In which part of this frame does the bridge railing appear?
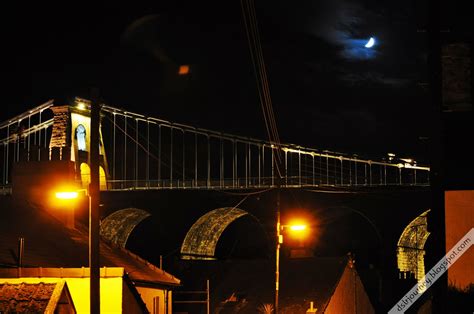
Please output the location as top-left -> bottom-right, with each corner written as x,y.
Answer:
106,173 -> 429,191
0,100 -> 431,194
1,101 -> 55,191
100,105 -> 431,191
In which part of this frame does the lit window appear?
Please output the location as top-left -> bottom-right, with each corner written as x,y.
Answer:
76,125 -> 86,151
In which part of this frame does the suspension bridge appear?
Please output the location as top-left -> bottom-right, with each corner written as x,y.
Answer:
0,98 -> 430,194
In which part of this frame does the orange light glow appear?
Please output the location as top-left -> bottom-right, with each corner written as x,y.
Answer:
284,220 -> 310,239
178,65 -> 190,75
289,225 -> 307,231
55,191 -> 79,199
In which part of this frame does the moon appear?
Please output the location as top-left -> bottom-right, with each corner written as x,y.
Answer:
365,37 -> 375,48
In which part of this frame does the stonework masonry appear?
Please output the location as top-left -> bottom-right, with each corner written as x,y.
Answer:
49,106 -> 70,149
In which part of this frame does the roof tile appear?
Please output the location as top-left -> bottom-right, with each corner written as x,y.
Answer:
0,197 -> 179,287
0,282 -> 56,313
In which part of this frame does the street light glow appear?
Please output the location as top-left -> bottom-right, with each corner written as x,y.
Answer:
276,217 -> 311,312
289,225 -> 307,231
55,191 -> 79,199
54,188 -> 87,200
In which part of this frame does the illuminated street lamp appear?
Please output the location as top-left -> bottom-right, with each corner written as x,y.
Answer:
55,185 -> 98,312
275,210 -> 308,314
289,224 -> 307,232
55,189 -> 87,200
55,97 -> 101,313
55,188 -> 87,229
56,191 -> 79,199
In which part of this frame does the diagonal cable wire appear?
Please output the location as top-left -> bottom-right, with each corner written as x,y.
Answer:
241,0 -> 283,180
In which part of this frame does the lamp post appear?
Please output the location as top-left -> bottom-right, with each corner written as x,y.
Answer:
275,196 -> 281,314
55,97 -> 101,313
275,200 -> 307,314
56,184 -> 99,313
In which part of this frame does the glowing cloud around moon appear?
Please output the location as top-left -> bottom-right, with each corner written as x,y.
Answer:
365,37 -> 375,48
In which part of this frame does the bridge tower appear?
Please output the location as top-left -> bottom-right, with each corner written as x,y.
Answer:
49,98 -> 109,190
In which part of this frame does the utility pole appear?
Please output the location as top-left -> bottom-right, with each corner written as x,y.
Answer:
89,89 -> 101,313
275,188 -> 281,314
274,152 -> 283,314
427,0 -> 447,312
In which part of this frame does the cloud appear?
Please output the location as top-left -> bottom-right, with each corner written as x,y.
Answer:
340,71 -> 413,87
305,0 -> 380,60
294,0 -> 422,86
340,40 -> 377,60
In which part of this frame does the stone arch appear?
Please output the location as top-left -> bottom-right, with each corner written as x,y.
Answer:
100,208 -> 151,247
181,207 -> 260,260
397,209 -> 431,281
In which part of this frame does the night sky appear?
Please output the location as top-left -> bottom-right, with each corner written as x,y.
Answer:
1,2 -> 472,310
1,0 -> 468,162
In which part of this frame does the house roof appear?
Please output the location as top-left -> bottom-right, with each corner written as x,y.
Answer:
0,267 -> 125,278
0,281 -> 70,313
0,197 -> 180,287
172,256 -> 349,313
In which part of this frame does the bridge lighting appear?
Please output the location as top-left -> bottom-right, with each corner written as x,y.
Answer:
282,147 -> 317,157
400,158 -> 414,165
77,102 -> 87,110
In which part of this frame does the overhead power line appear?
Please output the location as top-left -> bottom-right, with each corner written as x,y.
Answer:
240,0 -> 283,179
